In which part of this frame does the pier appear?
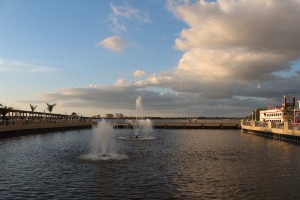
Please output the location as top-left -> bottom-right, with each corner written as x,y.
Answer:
113,119 -> 241,129
241,120 -> 300,144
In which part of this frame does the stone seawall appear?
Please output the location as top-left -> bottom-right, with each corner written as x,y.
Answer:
113,119 -> 241,129
0,120 -> 92,138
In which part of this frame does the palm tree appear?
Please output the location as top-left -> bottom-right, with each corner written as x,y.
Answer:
30,104 -> 38,112
46,103 -> 56,113
0,104 -> 14,121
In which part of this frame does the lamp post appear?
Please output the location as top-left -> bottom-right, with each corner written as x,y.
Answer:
294,106 -> 296,123
255,109 -> 257,121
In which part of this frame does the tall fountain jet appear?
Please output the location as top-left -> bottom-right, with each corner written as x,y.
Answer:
91,119 -> 114,156
132,96 -> 143,137
124,96 -> 154,139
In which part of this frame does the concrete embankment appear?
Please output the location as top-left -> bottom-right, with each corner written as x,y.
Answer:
113,119 -> 241,129
241,120 -> 300,144
0,120 -> 92,138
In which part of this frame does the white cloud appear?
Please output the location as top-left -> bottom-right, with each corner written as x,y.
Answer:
98,3 -> 151,53
96,35 -> 127,52
133,69 -> 146,77
0,58 -> 59,73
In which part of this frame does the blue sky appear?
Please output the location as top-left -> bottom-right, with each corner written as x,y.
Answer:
1,0 -> 300,117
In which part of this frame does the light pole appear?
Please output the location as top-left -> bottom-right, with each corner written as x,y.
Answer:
294,106 -> 296,123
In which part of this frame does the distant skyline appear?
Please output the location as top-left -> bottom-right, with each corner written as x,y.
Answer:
1,0 -> 300,117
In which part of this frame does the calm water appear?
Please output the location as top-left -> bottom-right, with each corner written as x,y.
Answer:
1,128 -> 300,199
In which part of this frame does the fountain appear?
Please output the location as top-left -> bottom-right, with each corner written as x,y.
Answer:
119,96 -> 154,140
82,119 -> 127,161
91,119 -> 113,156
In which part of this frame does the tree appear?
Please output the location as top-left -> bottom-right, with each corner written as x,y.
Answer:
30,104 -> 38,112
0,104 -> 14,121
46,103 -> 56,113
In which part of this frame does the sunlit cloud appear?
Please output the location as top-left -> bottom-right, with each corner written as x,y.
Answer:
96,35 -> 127,52
133,69 -> 146,77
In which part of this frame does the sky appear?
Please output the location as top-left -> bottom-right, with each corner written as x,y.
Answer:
1,0 -> 300,118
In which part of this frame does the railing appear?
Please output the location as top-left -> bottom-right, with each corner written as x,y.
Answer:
242,121 -> 252,126
242,121 -> 285,129
288,123 -> 300,130
241,120 -> 300,136
271,122 -> 284,129
254,121 -> 268,128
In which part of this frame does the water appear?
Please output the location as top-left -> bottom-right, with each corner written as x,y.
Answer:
1,129 -> 300,199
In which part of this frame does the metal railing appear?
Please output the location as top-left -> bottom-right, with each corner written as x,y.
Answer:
288,123 -> 300,130
271,122 -> 284,129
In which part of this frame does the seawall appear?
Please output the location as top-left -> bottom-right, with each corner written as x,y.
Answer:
113,119 -> 241,129
241,120 -> 300,144
0,119 -> 92,138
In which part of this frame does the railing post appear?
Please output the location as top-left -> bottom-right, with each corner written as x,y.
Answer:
268,121 -> 272,129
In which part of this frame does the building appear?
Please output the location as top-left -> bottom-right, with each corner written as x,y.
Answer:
71,112 -> 79,119
105,113 -> 114,118
93,114 -> 101,118
114,113 -> 123,118
260,95 -> 300,123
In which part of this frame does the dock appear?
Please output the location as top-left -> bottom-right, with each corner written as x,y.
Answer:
113,119 -> 241,129
241,120 -> 300,143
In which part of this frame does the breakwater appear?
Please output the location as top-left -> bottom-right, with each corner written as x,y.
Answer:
241,120 -> 300,144
113,119 -> 241,129
0,119 -> 92,138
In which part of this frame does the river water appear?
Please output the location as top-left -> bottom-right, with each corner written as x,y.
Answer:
1,129 -> 300,199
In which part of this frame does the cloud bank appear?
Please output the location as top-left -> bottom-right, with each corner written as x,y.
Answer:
165,0 -> 300,98
44,0 -> 300,116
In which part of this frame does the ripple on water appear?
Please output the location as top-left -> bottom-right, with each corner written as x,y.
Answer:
118,136 -> 156,141
80,153 -> 128,161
